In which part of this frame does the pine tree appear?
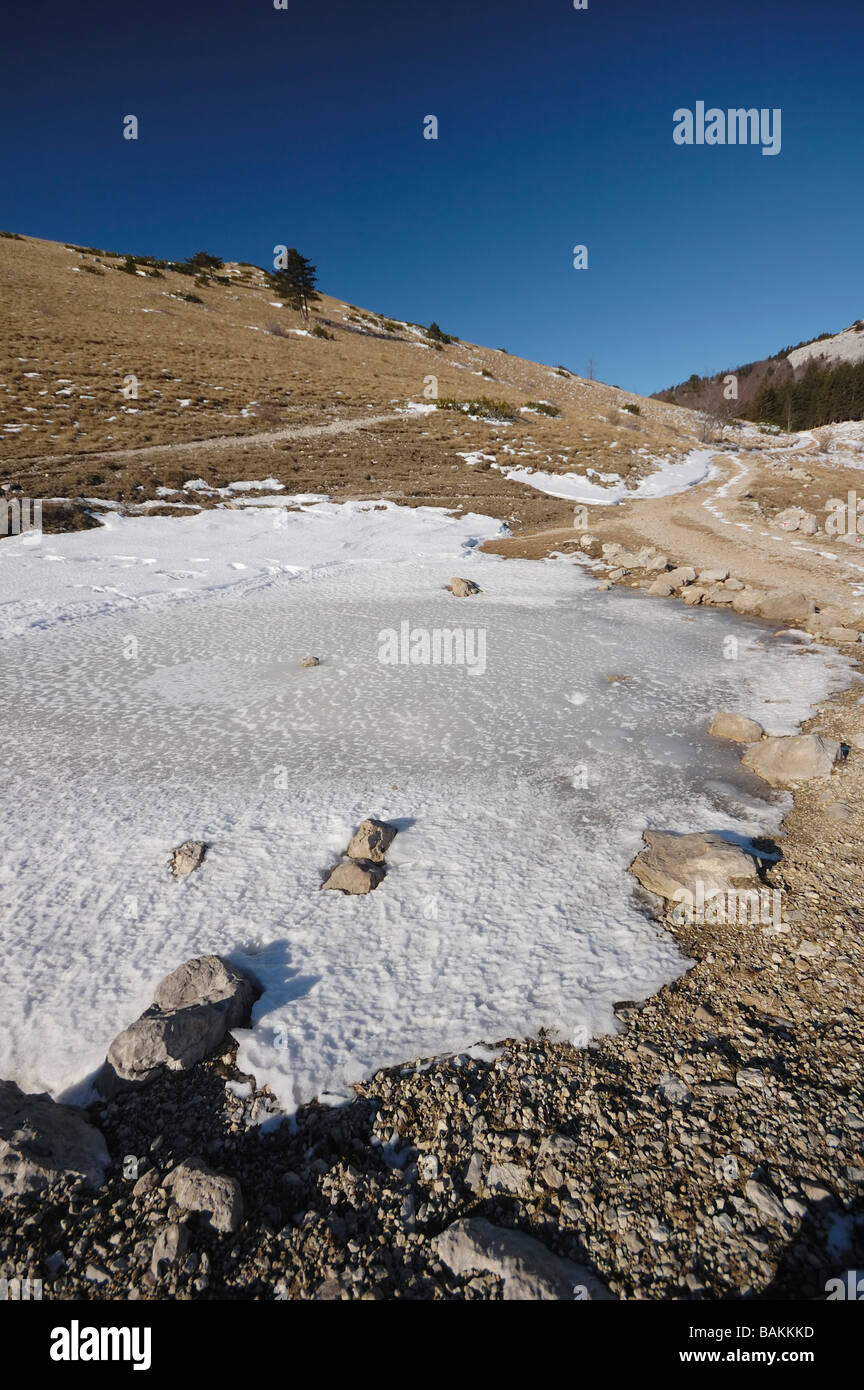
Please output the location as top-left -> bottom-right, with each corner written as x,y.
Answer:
271,249 -> 320,320
185,251 -> 223,273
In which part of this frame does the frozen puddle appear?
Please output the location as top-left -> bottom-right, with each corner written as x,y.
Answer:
0,502 -> 852,1111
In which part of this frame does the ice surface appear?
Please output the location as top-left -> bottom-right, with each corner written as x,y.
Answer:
0,502 -> 852,1111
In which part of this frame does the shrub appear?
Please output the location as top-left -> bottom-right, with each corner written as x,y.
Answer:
0,230 -> 24,240
179,292 -> 203,304
121,255 -> 137,274
481,369 -> 493,379
78,262 -> 105,275
622,402 -> 641,415
437,396 -> 515,422
426,321 -> 453,345
555,366 -> 570,377
310,322 -> 334,339
524,400 -> 559,417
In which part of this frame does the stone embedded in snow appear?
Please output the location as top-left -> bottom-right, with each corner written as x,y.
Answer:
757,592 -> 817,625
0,1080 -> 110,1197
346,817 -> 397,863
163,1156 -> 243,1234
741,733 -> 841,788
433,1218 -> 614,1300
708,711 -> 765,743
448,576 -> 481,597
321,860 -> 385,894
170,840 -> 207,878
98,955 -> 260,1094
299,655 -> 321,667
630,831 -> 759,901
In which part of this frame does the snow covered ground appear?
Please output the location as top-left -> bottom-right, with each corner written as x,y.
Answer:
468,448 -> 716,505
0,498 -> 852,1112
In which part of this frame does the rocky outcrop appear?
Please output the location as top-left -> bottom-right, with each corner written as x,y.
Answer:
0,1081 -> 109,1196
741,734 -> 842,788
97,956 -> 260,1095
630,830 -> 760,901
433,1217 -> 614,1300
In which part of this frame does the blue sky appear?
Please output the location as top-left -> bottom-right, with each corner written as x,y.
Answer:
2,0 -> 862,394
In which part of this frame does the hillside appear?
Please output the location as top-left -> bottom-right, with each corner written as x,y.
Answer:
654,319 -> 864,430
0,231 -> 696,535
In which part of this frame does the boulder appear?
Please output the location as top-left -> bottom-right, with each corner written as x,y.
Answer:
666,566 -> 697,587
681,586 -> 706,606
827,628 -> 861,644
774,506 -> 805,532
698,568 -> 729,584
758,592 -> 817,625
346,818 -> 397,863
98,956 -> 260,1094
164,1157 -> 243,1234
170,841 -> 206,878
321,861 -> 385,894
433,1218 -> 614,1300
701,585 -> 734,605
708,712 -> 765,743
448,577 -> 480,597
647,577 -> 675,597
731,588 -> 766,614
741,734 -> 841,788
0,1081 -> 110,1197
630,830 -> 759,901
299,656 -> 321,668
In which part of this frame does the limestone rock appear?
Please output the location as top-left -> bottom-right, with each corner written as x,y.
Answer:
630,830 -> 759,901
708,712 -> 765,743
346,818 -> 397,863
698,568 -> 729,584
98,956 -> 260,1094
321,860 -> 385,894
0,1081 -> 110,1197
741,733 -> 841,787
164,1157 -> 243,1234
299,656 -> 321,668
448,577 -> 480,597
151,1223 -> 189,1278
170,841 -> 206,878
433,1218 -> 614,1300
682,586 -> 706,606
666,566 -> 697,587
647,577 -> 675,597
757,592 -> 817,625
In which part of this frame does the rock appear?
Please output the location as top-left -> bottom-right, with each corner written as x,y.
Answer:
723,577 -> 745,591
321,861 -> 385,894
150,1223 -> 189,1278
132,1168 -> 160,1198
745,1179 -> 788,1226
757,592 -> 817,625
701,584 -> 734,605
646,554 -> 669,571
741,734 -> 841,788
798,513 -> 819,535
682,586 -> 706,606
708,711 -> 765,743
731,588 -> 766,615
170,841 -> 206,878
164,1157 -> 243,1235
0,1081 -> 110,1197
597,579 -> 612,591
299,656 -> 321,668
486,1162 -> 531,1196
630,830 -> 759,901
647,577 -> 675,597
774,506 -> 805,532
608,567 -> 627,581
448,577 -> 480,597
698,568 -> 729,583
666,566 -> 697,587
433,1218 -> 614,1300
346,818 -> 397,863
827,628 -> 860,644
98,956 -> 260,1094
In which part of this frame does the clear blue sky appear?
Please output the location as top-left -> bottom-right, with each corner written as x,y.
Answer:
2,0 -> 862,394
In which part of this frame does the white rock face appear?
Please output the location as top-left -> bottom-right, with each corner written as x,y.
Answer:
630,831 -> 760,901
741,734 -> 842,787
433,1217 -> 614,1299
